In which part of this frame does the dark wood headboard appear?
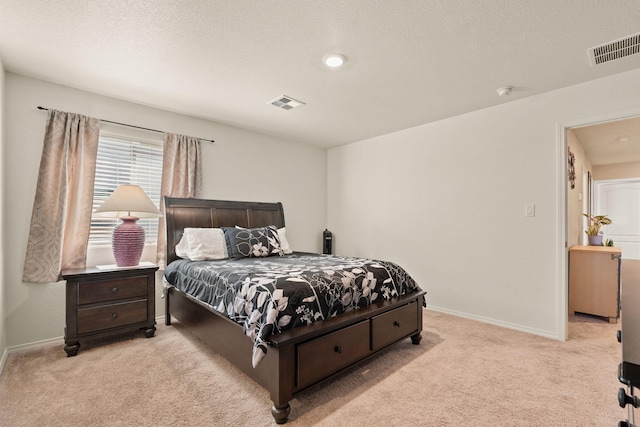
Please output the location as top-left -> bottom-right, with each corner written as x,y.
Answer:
163,197 -> 286,264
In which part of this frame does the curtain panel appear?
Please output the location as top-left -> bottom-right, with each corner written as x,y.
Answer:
23,110 -> 100,283
156,133 -> 202,267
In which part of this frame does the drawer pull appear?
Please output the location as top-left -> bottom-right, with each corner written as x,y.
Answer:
393,321 -> 400,327
112,313 -> 118,319
111,287 -> 118,293
619,387 -> 639,408
334,345 -> 343,354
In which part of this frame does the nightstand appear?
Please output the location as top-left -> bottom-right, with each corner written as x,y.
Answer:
61,264 -> 158,356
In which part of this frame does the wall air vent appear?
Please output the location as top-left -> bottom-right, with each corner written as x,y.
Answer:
589,32 -> 640,66
269,95 -> 305,110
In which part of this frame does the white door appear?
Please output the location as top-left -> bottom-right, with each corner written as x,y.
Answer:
594,179 -> 640,260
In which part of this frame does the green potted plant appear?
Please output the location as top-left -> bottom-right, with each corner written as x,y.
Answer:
582,213 -> 612,246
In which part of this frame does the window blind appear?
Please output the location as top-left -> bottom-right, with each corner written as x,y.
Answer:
89,134 -> 163,246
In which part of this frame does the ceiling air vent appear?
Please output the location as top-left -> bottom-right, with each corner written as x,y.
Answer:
269,95 -> 305,110
589,32 -> 640,66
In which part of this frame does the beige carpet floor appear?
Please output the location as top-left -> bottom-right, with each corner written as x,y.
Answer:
0,310 -> 625,426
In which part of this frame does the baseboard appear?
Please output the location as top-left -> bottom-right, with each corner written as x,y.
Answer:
0,309 -> 558,377
426,305 -> 560,341
1,319 -> 169,369
0,336 -> 63,376
7,336 -> 63,355
0,347 -> 7,376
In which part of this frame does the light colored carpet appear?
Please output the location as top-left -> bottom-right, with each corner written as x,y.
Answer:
0,310 -> 624,426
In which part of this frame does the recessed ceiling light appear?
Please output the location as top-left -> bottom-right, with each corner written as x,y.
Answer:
617,136 -> 631,143
323,53 -> 345,68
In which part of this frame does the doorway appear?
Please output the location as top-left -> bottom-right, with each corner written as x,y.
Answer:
565,114 -> 640,336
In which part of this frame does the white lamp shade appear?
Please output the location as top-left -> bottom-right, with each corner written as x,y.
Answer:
94,185 -> 161,218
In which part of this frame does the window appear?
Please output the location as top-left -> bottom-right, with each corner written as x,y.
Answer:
89,134 -> 163,246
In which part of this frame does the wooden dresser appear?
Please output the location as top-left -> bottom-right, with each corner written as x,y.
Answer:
568,245 -> 621,323
62,264 -> 158,356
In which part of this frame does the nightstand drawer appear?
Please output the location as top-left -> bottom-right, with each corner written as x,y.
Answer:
78,275 -> 148,305
77,300 -> 148,334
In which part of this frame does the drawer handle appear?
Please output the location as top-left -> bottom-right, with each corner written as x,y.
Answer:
112,313 -> 118,319
111,287 -> 118,293
619,387 -> 639,408
334,345 -> 343,354
393,321 -> 400,327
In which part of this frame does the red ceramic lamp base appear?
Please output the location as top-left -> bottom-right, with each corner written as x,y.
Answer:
112,216 -> 145,267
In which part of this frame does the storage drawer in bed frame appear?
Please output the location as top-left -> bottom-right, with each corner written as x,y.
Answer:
297,320 -> 370,388
295,301 -> 419,388
371,301 -> 419,351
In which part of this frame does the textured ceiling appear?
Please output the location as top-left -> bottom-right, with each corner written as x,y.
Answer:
1,1 -> 640,148
573,116 -> 640,166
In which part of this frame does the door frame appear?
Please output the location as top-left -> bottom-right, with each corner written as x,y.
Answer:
559,107 -> 640,340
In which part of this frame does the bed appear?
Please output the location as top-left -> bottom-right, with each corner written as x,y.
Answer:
162,197 -> 426,424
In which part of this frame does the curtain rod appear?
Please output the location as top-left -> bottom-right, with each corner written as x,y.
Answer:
36,106 -> 214,144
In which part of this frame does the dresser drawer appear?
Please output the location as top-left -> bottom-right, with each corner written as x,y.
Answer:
297,320 -> 370,388
78,275 -> 148,305
371,302 -> 418,351
77,300 -> 148,334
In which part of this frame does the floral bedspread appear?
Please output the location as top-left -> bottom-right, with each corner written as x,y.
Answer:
164,253 -> 422,367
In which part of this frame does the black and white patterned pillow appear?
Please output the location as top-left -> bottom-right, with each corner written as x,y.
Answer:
223,226 -> 284,259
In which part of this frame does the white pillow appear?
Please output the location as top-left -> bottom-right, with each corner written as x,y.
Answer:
277,227 -> 293,254
176,228 -> 228,261
175,233 -> 190,259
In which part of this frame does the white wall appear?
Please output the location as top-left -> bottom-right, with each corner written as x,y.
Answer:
328,68 -> 640,340
4,73 -> 327,348
593,161 -> 640,181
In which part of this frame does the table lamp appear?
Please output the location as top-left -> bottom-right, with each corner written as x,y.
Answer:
94,185 -> 161,267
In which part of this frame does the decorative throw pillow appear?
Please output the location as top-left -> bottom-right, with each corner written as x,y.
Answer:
235,225 -> 292,255
223,226 -> 283,259
175,228 -> 228,261
277,227 -> 293,254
